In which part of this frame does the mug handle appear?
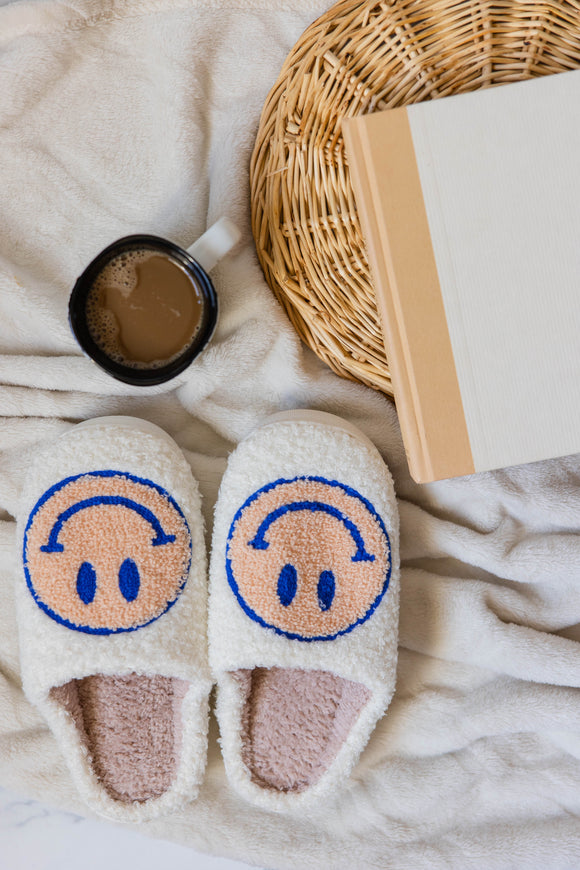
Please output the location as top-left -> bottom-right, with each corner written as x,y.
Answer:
187,217 -> 241,273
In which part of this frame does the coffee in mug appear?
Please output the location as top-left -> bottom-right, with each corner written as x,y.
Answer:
86,247 -> 205,368
69,218 -> 240,386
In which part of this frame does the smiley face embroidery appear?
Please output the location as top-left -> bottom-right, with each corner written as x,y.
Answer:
226,476 -> 391,641
23,471 -> 191,634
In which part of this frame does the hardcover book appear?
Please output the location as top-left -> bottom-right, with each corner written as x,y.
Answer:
343,69 -> 580,483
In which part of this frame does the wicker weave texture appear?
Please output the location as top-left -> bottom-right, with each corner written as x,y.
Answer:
250,0 -> 580,396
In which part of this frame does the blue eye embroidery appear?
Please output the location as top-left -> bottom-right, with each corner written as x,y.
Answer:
76,562 -> 97,605
277,564 -> 298,607
317,570 -> 335,611
119,558 -> 140,602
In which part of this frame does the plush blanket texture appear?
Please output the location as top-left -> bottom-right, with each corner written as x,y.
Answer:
1,1 -> 580,867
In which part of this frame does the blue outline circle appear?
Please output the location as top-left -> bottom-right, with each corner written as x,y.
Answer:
23,470 -> 192,635
225,475 -> 391,641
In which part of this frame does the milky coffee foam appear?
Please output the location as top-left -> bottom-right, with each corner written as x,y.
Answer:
86,248 -> 204,369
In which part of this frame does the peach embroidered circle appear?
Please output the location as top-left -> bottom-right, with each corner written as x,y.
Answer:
23,471 -> 191,634
226,476 -> 391,640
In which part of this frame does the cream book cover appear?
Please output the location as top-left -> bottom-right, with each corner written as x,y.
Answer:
343,69 -> 580,483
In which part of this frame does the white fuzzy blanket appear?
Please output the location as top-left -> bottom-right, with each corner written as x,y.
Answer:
1,1 -> 580,867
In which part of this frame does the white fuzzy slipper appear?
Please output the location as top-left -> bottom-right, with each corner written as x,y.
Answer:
16,416 -> 211,822
209,410 -> 400,812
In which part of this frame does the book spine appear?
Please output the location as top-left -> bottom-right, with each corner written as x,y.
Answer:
343,116 -> 429,482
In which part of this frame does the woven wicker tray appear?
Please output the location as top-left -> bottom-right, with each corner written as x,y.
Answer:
250,0 -> 580,397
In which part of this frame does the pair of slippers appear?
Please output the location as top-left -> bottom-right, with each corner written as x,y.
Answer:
16,410 -> 399,822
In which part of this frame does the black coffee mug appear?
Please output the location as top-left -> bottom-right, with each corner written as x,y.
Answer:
69,218 -> 240,387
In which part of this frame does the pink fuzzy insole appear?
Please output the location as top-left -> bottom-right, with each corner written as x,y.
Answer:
235,667 -> 370,793
51,673 -> 188,802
